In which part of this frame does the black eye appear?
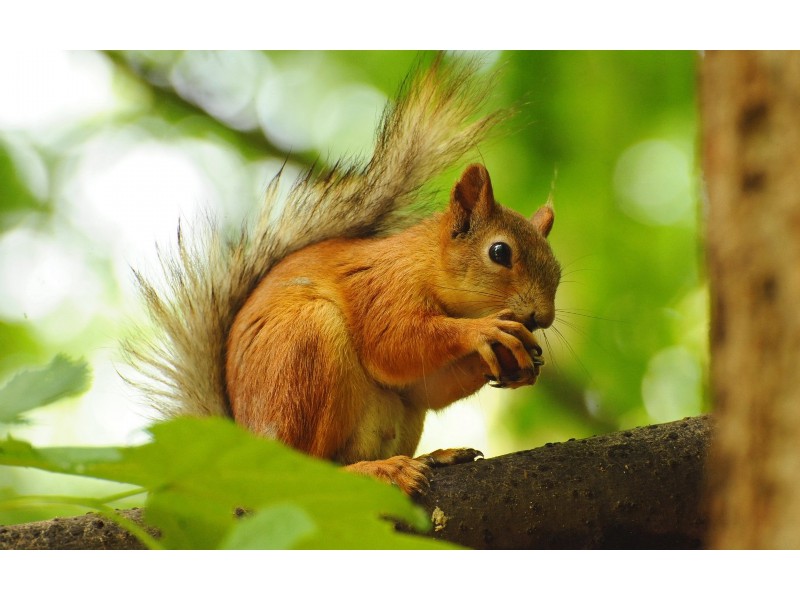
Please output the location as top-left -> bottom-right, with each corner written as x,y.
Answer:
488,242 -> 512,267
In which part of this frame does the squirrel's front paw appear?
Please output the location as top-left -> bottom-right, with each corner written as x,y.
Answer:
486,339 -> 544,389
470,310 -> 539,382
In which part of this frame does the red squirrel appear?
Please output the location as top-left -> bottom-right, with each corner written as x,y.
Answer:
124,57 -> 561,495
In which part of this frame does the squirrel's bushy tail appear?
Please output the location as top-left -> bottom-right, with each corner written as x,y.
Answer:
122,55 -> 504,418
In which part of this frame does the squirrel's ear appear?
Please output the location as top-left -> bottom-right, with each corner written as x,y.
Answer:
449,164 -> 495,236
531,203 -> 554,238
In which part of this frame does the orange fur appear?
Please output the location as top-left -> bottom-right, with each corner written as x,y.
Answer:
225,164 -> 561,493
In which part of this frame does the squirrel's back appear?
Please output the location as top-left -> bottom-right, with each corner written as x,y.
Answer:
122,55 -> 505,419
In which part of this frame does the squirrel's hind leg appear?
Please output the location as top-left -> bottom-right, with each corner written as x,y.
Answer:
227,291 -> 367,458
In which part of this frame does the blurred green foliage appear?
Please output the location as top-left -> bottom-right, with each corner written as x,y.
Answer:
0,354 -> 89,424
490,51 -> 705,445
0,51 -> 705,473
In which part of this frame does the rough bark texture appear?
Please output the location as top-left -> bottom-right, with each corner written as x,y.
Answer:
703,51 -> 800,549
1,416 -> 710,550
417,415 -> 710,549
0,508 -> 150,550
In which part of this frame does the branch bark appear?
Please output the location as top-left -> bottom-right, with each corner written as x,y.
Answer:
417,415 -> 710,549
0,508 -> 149,550
0,416 -> 710,550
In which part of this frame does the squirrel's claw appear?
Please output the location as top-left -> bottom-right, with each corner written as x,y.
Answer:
486,361 -> 544,388
416,447 -> 484,468
487,374 -> 507,388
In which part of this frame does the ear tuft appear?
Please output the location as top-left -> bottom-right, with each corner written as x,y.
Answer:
531,203 -> 554,238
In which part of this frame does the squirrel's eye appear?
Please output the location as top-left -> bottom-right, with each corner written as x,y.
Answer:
488,242 -> 512,267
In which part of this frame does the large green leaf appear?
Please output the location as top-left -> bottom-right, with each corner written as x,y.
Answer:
0,417 -> 453,549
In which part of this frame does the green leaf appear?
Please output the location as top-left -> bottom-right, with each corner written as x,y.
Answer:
0,355 -> 91,424
129,418 -> 444,549
0,437 -> 124,472
221,503 -> 317,549
0,417 -> 455,549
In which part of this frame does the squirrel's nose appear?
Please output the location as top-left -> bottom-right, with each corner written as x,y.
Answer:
525,309 -> 554,331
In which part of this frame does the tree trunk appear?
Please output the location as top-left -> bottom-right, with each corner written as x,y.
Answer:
703,50 -> 800,548
0,416 -> 711,550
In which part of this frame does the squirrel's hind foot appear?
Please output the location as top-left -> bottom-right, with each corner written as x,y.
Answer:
342,448 -> 483,496
344,456 -> 432,496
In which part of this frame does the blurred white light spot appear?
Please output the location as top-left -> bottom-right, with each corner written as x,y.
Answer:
417,397 -> 490,457
642,346 -> 702,423
73,350 -> 153,446
614,139 -> 693,226
170,51 -> 269,131
0,51 -> 114,134
256,63 -> 317,152
0,228 -> 102,332
313,84 -> 387,158
583,389 -> 603,418
64,134 -> 215,266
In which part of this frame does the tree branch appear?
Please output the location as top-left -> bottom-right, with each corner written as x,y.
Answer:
417,415 -> 710,549
0,508 -> 150,550
0,416 -> 710,549
102,51 -> 320,167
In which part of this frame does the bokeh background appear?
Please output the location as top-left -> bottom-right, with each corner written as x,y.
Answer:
0,51 -> 705,473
